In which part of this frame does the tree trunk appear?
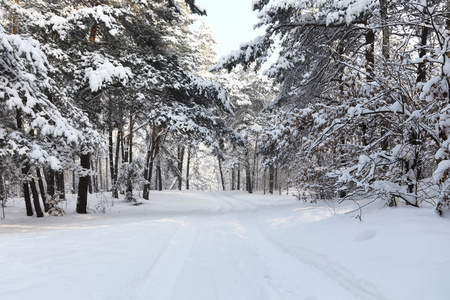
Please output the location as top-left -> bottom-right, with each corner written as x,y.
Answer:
89,22 -> 98,42
380,0 -> 390,62
274,167 -> 279,194
237,164 -> 241,190
0,173 -> 5,219
231,168 -> 235,190
128,115 -> 134,163
365,29 -> 375,82
105,157 -> 109,192
72,170 -> 76,194
157,160 -> 163,191
56,171 -> 65,200
143,144 -> 152,199
144,125 -> 163,199
46,168 -> 55,200
269,164 -> 274,194
143,126 -> 155,200
147,158 -> 155,194
16,109 -> 33,216
218,156 -> 225,191
245,162 -> 252,194
252,142 -> 258,192
30,177 -> 44,217
22,166 -> 33,216
126,115 -> 134,202
122,128 -> 127,163
112,129 -> 120,198
177,146 -> 185,190
186,147 -> 191,190
154,161 -> 159,191
36,168 -> 49,212
263,168 -> 266,195
88,158 -> 93,194
76,153 -> 90,214
98,156 -> 103,191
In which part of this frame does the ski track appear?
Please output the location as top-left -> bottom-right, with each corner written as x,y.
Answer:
124,218 -> 202,300
122,192 -> 387,300
7,192 -> 388,300
208,193 -> 388,300
211,195 -> 387,300
252,214 -> 388,300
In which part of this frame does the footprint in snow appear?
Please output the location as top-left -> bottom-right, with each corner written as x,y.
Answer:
355,230 -> 377,242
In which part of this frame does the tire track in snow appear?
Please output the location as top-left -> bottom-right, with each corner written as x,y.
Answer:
121,192 -> 387,300
124,219 -> 200,300
206,216 -> 286,300
211,194 -> 323,299
213,192 -> 388,300
252,216 -> 389,300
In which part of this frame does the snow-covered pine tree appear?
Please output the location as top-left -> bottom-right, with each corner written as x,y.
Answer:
213,0 -> 450,213
0,22 -> 95,216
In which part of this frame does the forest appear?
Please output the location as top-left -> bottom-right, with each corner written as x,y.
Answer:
2,0 -> 450,217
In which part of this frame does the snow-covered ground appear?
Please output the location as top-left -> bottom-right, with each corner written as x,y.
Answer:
1,191 -> 449,300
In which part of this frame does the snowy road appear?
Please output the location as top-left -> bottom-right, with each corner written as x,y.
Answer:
1,191 -> 449,300
133,193 -> 384,300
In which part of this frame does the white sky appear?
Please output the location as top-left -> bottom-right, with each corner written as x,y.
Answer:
195,0 -> 264,59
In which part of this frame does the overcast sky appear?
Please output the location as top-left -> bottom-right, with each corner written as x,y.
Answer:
195,0 -> 264,59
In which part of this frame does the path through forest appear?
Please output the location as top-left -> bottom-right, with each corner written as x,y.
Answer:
0,191 -> 448,300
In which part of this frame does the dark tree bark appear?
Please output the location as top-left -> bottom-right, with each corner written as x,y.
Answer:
128,115 -> 134,163
98,156 -> 103,191
263,168 -> 266,195
231,168 -> 235,190
105,157 -> 109,191
177,146 -> 185,190
380,0 -> 390,62
55,171 -> 65,200
16,109 -> 33,216
231,145 -> 236,190
125,115 -> 134,202
237,164 -> 240,190
36,168 -> 49,212
157,160 -> 163,191
76,153 -> 91,214
154,161 -> 159,191
0,174 -> 5,219
144,125 -> 163,199
143,148 -> 152,199
112,129 -> 120,198
143,126 -> 156,199
218,156 -> 225,191
121,128 -> 127,163
30,177 -> 44,217
72,170 -> 76,194
22,166 -> 33,216
245,162 -> 252,194
365,29 -> 375,82
46,168 -> 55,199
417,27 -> 429,83
268,164 -> 275,194
186,147 -> 191,190
88,161 -> 93,195
91,157 -> 99,193
274,167 -> 278,194
252,142 -> 258,192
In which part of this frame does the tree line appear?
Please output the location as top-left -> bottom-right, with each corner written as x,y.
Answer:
0,0 -> 285,218
5,0 -> 449,217
215,0 -> 450,215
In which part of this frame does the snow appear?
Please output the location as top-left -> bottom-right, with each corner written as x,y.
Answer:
387,101 -> 403,113
1,191 -> 449,300
433,160 -> 450,184
84,59 -> 132,92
